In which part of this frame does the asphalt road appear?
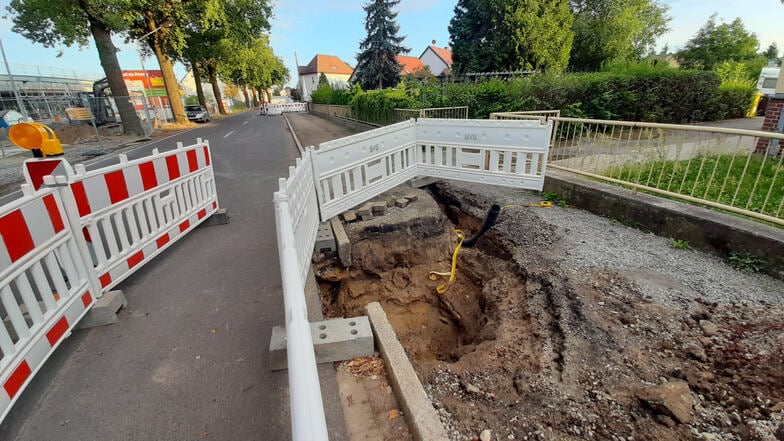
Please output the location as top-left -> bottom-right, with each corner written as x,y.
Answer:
0,112 -> 347,440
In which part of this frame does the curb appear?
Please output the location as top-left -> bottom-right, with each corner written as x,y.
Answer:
365,302 -> 449,441
282,113 -> 305,154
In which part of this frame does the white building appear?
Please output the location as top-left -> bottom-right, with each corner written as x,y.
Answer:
298,54 -> 353,102
419,43 -> 453,76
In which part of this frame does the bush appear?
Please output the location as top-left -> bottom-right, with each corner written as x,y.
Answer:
310,62 -> 751,124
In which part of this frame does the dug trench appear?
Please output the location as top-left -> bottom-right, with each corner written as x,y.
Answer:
315,183 -> 784,441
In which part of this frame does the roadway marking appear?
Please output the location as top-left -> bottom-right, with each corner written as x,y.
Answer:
224,130 -> 234,138
242,121 -> 248,125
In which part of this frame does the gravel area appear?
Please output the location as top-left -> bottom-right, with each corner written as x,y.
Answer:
436,180 -> 784,309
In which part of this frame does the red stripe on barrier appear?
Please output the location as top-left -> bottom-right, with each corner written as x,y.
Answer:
187,150 -> 198,172
104,170 -> 129,204
45,316 -> 69,346
81,291 -> 93,308
179,220 -> 190,233
0,210 -> 35,262
127,250 -> 144,268
25,160 -> 60,191
42,194 -> 64,233
197,209 -> 206,220
4,361 -> 31,398
71,181 -> 91,217
166,155 -> 180,180
99,273 -> 111,288
212,201 -> 217,210
203,146 -> 210,166
139,161 -> 158,190
156,234 -> 170,248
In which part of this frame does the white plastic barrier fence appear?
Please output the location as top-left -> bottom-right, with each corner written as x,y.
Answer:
67,141 -> 219,291
0,139 -> 220,423
416,118 -> 551,189
313,120 -> 418,220
262,102 -> 308,116
274,117 -> 552,441
0,184 -> 100,422
273,152 -> 328,441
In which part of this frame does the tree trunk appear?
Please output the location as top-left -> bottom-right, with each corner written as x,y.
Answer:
191,61 -> 207,109
207,64 -> 227,114
86,16 -> 145,136
251,89 -> 258,108
145,13 -> 187,124
242,84 -> 250,108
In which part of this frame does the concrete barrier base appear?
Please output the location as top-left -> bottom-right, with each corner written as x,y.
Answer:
76,290 -> 127,329
269,316 -> 374,371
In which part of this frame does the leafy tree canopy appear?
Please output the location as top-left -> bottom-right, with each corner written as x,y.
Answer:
353,0 -> 409,90
449,0 -> 573,74
762,43 -> 779,63
569,0 -> 670,71
677,14 -> 759,70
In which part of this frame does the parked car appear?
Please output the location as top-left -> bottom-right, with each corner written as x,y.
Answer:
185,105 -> 210,123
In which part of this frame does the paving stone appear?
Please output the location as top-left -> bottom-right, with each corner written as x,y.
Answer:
371,201 -> 387,215
395,198 -> 409,208
342,210 -> 357,223
330,217 -> 352,267
404,193 -> 418,202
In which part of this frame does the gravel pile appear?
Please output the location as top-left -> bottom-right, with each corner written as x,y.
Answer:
432,180 -> 784,309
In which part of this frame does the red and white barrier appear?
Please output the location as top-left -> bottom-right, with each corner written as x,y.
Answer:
0,185 -> 99,422
261,102 -> 308,116
0,138 -> 221,423
68,140 -> 218,291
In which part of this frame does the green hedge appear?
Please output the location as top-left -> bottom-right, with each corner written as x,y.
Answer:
313,64 -> 757,124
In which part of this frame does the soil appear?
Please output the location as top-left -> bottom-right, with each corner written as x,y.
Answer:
315,184 -> 784,441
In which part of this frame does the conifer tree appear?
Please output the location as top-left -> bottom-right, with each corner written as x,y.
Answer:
354,0 -> 409,90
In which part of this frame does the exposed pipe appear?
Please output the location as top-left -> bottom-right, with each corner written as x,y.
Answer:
462,204 -> 501,248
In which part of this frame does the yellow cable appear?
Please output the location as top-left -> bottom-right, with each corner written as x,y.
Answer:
501,201 -> 552,210
428,230 -> 465,295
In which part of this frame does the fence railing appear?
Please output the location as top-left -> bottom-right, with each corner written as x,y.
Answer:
310,104 -> 469,126
274,117 -> 551,440
0,139 -> 220,422
490,112 -> 784,226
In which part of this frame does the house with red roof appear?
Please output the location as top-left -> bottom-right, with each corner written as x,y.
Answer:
419,42 -> 453,76
297,54 -> 353,101
397,55 -> 426,76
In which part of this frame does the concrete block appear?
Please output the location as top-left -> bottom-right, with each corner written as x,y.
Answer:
330,217 -> 352,267
269,316 -> 374,371
315,222 -> 336,253
76,290 -> 127,329
200,208 -> 230,226
404,193 -> 419,202
371,201 -> 387,215
342,210 -> 357,223
386,196 -> 398,207
395,198 -> 409,208
365,302 -> 449,441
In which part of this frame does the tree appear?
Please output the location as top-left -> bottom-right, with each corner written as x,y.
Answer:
6,0 -> 145,135
763,43 -> 779,63
677,14 -> 759,70
353,0 -> 409,90
319,73 -> 329,86
449,0 -> 573,74
569,0 -> 670,71
181,0 -> 272,115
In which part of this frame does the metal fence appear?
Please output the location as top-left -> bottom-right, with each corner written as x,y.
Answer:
310,104 -> 469,126
490,112 -> 784,226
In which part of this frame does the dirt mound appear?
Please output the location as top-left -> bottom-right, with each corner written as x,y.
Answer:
317,184 -> 784,441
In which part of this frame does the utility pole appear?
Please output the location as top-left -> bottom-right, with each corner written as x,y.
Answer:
0,36 -> 29,120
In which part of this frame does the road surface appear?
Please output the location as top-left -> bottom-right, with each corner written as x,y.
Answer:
0,112 -> 347,440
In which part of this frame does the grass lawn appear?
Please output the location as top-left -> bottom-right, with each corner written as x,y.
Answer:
604,152 -> 784,219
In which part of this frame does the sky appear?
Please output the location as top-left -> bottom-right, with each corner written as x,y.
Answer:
0,0 -> 782,87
